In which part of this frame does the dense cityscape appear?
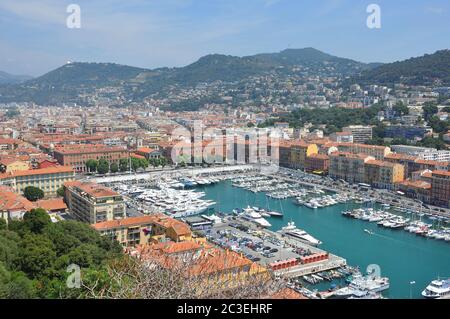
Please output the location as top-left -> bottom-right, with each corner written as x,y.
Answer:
0,0 -> 449,305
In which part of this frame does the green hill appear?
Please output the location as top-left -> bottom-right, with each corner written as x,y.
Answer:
350,50 -> 450,86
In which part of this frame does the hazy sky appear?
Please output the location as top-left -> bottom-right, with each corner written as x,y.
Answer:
1,0 -> 449,76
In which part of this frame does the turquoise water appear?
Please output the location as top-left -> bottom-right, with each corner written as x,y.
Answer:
198,181 -> 450,299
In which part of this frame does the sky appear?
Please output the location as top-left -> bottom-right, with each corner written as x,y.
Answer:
0,0 -> 449,76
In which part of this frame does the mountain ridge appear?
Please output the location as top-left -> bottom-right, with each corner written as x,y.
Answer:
2,48 -> 448,105
0,71 -> 33,85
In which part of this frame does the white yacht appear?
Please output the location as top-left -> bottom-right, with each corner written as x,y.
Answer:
278,221 -> 322,246
349,274 -> 390,293
421,279 -> 450,299
241,207 -> 272,228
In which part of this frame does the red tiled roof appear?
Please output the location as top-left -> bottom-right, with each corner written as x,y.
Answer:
64,181 -> 118,198
36,198 -> 67,211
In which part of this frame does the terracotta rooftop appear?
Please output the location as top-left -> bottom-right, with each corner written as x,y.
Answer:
36,198 -> 67,211
92,215 -> 157,231
64,181 -> 119,198
267,288 -> 308,300
0,186 -> 34,212
432,170 -> 450,177
366,159 -> 398,167
137,147 -> 156,154
0,166 -> 74,178
53,144 -> 128,155
398,180 -> 431,190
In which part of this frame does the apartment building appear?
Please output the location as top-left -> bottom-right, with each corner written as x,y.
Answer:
305,153 -> 330,174
92,214 -> 192,247
391,145 -> 450,162
290,142 -> 318,170
53,144 -> 129,172
0,166 -> 75,196
336,143 -> 391,160
364,160 -> 404,189
396,180 -> 431,204
385,153 -> 449,179
342,125 -> 373,143
430,171 -> 450,208
329,152 -> 374,184
64,181 -> 126,224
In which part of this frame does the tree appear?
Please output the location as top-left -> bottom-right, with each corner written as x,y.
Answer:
160,157 -> 167,168
423,103 -> 438,122
393,101 -> 409,116
85,159 -> 98,173
149,158 -> 158,168
56,187 -> 65,198
97,159 -> 109,175
0,219 -> 6,231
119,158 -> 129,172
140,158 -> 149,169
0,262 -> 35,299
131,158 -> 141,171
19,234 -> 56,279
110,162 -> 119,173
23,186 -> 44,202
23,208 -> 51,234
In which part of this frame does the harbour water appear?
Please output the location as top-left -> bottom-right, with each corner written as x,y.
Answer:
199,180 -> 450,299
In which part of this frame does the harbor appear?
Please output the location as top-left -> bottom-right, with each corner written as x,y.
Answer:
196,175 -> 450,299
102,167 -> 450,299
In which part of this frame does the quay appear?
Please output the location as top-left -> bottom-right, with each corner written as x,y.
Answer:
206,216 -> 347,279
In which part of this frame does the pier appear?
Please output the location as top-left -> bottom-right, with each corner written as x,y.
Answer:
208,217 -> 347,279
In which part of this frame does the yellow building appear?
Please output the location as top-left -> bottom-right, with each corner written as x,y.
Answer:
0,158 -> 29,174
290,142 -> 318,170
0,166 -> 75,196
364,160 -> 404,190
64,181 -> 126,224
92,213 -> 193,247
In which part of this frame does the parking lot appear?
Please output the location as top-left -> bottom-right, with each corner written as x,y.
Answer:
204,218 -> 326,266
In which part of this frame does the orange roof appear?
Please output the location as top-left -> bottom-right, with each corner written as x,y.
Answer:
137,147 -> 156,154
64,181 -> 118,198
268,288 -> 308,300
366,159 -> 398,167
398,180 -> 431,190
36,198 -> 67,211
131,153 -> 146,160
144,241 -> 203,255
138,243 -> 255,276
432,170 -> 450,177
0,186 -> 35,212
0,138 -> 19,145
92,215 -> 157,231
3,166 -> 74,178
53,144 -> 128,155
0,157 -> 29,166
